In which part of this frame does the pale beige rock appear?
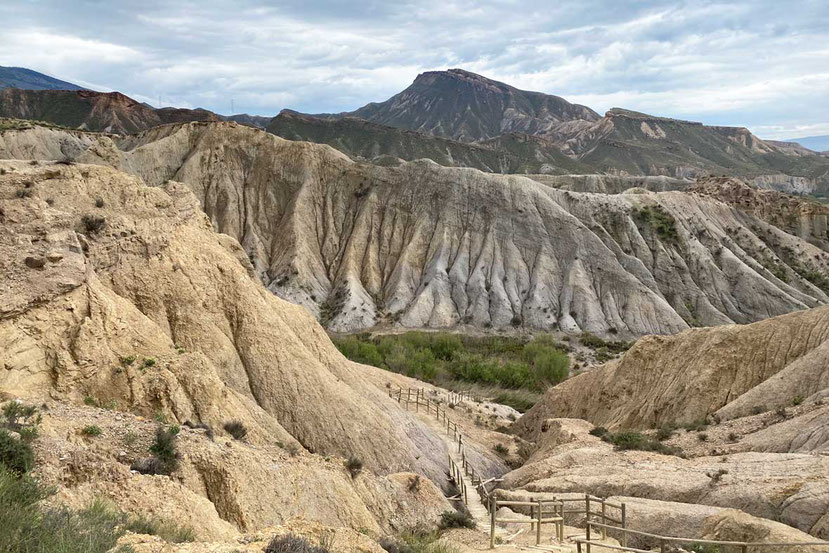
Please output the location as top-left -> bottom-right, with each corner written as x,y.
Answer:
515,307 -> 829,433
3,122 -> 829,336
503,419 -> 829,539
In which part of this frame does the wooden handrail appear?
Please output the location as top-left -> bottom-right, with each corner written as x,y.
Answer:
585,521 -> 829,549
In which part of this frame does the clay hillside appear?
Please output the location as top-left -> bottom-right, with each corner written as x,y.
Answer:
2,156 -> 829,552
2,120 -> 829,337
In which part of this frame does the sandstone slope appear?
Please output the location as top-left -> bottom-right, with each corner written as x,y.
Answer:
3,121 -> 829,337
0,159 -> 491,486
515,307 -> 829,433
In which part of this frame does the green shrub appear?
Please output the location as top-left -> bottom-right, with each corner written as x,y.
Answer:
439,509 -> 476,529
599,430 -> 683,456
223,420 -> 247,440
81,425 -> 102,437
265,534 -> 330,553
0,477 -> 192,553
656,425 -> 675,441
147,425 -> 179,475
633,205 -> 678,242
493,443 -> 508,455
345,456 -> 363,478
0,430 -> 34,475
589,426 -> 608,438
81,215 -> 106,234
124,512 -> 194,543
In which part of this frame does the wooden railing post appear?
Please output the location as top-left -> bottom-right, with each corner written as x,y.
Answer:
659,538 -> 666,553
740,545 -> 748,553
530,504 -> 535,531
621,503 -> 627,547
536,499 -> 542,545
585,519 -> 591,553
489,499 -> 496,549
601,498 -> 607,539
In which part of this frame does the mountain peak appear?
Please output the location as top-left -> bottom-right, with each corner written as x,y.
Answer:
327,68 -> 599,141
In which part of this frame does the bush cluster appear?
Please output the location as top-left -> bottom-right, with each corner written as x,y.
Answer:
333,332 -> 569,394
0,403 -> 192,553
591,427 -> 683,456
265,534 -> 330,553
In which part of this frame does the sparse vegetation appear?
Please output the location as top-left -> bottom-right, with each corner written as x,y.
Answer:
493,443 -> 509,455
81,214 -> 106,233
81,425 -> 102,437
438,509 -> 476,529
632,204 -> 679,242
0,430 -> 34,475
223,420 -> 248,440
593,428 -> 683,456
265,534 -> 330,553
332,332 -> 569,410
344,456 -> 363,478
131,425 -> 179,476
0,412 -> 192,553
380,529 -> 458,553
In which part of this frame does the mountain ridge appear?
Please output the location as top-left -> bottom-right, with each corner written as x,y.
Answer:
313,68 -> 600,141
0,65 -> 85,91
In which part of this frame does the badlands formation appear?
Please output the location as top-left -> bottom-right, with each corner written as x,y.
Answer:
2,120 -> 829,337
1,118 -> 829,552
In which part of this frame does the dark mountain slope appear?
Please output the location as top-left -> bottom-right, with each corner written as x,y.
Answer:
0,88 -> 219,134
269,109 -> 592,174
316,68 -> 599,141
0,66 -> 84,91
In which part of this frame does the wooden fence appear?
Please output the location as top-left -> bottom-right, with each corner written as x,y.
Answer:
389,386 -> 497,508
576,516 -> 829,552
389,387 -> 829,551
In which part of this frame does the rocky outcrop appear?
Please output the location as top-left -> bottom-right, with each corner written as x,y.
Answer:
501,419 -> 829,539
514,307 -> 829,433
0,160 -> 482,485
526,173 -> 689,193
691,176 -> 829,247
3,122 -> 829,336
35,402 -> 450,541
0,88 -> 219,134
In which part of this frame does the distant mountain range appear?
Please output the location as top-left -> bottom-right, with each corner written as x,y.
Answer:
0,66 -> 270,132
2,65 -> 829,193
786,135 -> 829,153
0,65 -> 85,91
293,70 -> 829,192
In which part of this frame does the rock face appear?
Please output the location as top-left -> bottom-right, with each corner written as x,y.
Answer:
35,402 -> 451,541
501,419 -> 829,540
0,160 -> 477,485
269,110 -> 593,175
0,88 -> 220,134
690,176 -> 829,248
3,122 -> 829,336
515,307 -> 829,433
545,108 -> 829,193
316,68 -> 600,142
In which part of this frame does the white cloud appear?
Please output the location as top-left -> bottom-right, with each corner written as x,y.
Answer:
0,0 -> 826,138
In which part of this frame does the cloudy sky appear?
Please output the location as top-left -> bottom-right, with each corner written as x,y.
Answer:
1,0 -> 827,139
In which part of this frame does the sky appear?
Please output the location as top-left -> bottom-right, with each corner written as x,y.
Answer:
1,0 -> 827,140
